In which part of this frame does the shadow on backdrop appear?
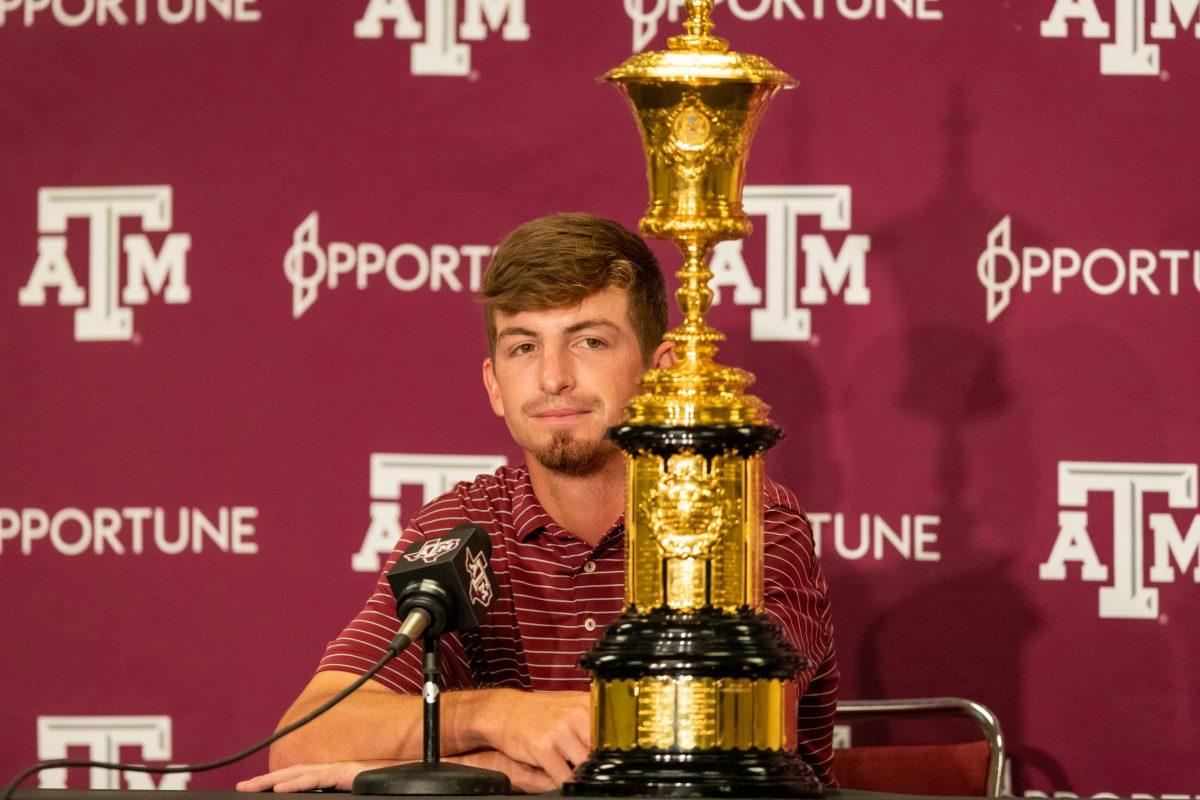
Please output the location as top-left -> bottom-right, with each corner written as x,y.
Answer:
849,85 -> 1058,791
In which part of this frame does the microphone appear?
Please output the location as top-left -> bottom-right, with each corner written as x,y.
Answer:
352,524 -> 511,795
386,523 -> 499,641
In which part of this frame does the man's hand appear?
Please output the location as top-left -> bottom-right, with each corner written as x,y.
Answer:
236,760 -> 395,793
472,689 -> 591,787
459,749 -> 556,794
236,750 -> 554,794
266,674 -> 591,789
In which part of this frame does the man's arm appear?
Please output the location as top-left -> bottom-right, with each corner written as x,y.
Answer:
761,499 -> 838,786
268,671 -> 487,768
266,495 -> 591,787
267,670 -> 592,787
240,752 -> 557,795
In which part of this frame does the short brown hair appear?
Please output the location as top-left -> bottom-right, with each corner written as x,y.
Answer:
482,213 -> 668,359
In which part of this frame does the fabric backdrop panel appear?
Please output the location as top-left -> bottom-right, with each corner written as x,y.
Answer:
2,1 -> 1198,795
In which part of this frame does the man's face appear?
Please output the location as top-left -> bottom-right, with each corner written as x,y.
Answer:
483,287 -> 671,477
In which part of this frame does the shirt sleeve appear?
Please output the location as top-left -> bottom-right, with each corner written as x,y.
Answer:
762,503 -> 839,786
317,519 -> 479,694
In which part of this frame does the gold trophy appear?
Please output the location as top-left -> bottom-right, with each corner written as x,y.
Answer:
563,2 -> 821,796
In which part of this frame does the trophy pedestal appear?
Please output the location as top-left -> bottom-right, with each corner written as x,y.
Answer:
564,749 -> 821,797
565,610 -> 822,799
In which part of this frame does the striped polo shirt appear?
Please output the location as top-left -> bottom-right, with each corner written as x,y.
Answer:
318,465 -> 838,784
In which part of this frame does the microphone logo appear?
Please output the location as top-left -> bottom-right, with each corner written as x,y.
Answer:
404,538 -> 462,564
466,547 -> 493,606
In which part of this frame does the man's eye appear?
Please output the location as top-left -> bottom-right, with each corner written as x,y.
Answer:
511,343 -> 535,356
582,338 -> 606,350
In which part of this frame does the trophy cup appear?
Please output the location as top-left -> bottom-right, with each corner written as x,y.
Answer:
563,2 -> 822,796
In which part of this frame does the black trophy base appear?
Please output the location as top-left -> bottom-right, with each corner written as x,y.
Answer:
562,748 -> 823,798
351,762 -> 512,795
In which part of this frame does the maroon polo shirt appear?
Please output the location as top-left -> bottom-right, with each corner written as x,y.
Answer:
318,465 -> 837,784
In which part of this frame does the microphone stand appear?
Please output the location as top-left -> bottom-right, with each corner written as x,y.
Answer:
352,633 -> 511,795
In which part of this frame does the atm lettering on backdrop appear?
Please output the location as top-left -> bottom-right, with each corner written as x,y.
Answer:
1040,0 -> 1200,75
1040,462 -> 1200,620
16,186 -> 192,342
708,185 -> 871,342
353,453 -> 507,573
37,716 -> 190,790
354,0 -> 529,76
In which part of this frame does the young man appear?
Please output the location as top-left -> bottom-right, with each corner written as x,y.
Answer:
238,213 -> 838,794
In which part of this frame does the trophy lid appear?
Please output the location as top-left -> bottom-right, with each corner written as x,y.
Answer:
604,48 -> 795,86
603,0 -> 796,87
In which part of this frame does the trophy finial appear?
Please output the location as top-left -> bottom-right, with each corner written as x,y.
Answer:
669,0 -> 727,52
684,0 -> 711,33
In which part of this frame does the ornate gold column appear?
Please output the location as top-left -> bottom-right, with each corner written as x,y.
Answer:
563,2 -> 821,796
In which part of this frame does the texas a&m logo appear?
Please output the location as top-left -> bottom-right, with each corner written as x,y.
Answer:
404,537 -> 462,564
37,716 -> 190,790
1041,0 -> 1200,76
466,547 -> 493,605
1039,462 -> 1200,619
354,0 -> 529,77
709,185 -> 871,342
17,186 -> 192,342
352,453 -> 507,573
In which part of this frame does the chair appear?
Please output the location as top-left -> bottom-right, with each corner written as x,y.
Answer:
832,697 -> 1005,797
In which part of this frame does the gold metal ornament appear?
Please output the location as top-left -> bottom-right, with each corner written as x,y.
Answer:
592,677 -> 799,752
643,453 -> 726,560
601,0 -> 795,430
565,2 -> 821,797
603,0 -> 793,623
626,452 -> 762,613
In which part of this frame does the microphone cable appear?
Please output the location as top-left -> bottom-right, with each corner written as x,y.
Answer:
3,617 -> 427,800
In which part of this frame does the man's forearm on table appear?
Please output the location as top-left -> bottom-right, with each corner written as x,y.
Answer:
268,682 -> 511,769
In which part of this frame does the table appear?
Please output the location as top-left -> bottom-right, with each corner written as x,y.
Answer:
12,790 -> 1034,800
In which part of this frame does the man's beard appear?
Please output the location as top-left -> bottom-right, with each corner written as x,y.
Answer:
531,430 -> 613,477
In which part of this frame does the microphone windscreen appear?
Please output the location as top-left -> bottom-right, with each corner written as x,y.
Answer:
387,524 -> 498,633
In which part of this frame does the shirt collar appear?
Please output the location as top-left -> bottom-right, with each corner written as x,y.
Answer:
512,466 -> 625,544
512,468 -> 554,541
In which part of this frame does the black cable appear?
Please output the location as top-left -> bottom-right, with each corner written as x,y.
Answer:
2,631 -> 413,800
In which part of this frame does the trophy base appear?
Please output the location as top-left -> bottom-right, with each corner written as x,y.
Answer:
562,748 -> 822,798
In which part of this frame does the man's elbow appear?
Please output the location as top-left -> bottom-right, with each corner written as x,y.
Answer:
267,723 -> 310,771
267,703 -> 330,770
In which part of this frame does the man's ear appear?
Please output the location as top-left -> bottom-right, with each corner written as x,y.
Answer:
482,357 -> 506,417
651,340 -> 676,370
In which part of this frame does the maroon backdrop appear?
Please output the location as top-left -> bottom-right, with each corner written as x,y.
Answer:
3,1 -> 1199,796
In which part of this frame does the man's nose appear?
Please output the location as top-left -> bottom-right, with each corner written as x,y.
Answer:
539,347 -> 575,395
